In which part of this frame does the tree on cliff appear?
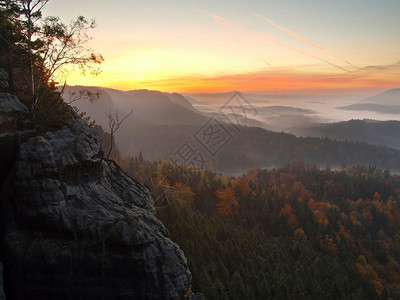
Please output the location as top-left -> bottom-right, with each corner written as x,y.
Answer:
19,0 -> 49,109
105,109 -> 133,160
0,0 -> 103,112
0,0 -> 24,88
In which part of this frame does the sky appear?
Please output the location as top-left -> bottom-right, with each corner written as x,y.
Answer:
43,0 -> 400,94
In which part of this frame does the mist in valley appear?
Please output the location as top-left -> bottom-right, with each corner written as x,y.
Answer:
64,86 -> 400,174
188,89 -> 400,133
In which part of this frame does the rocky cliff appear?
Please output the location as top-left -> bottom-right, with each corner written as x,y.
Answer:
0,93 -> 192,299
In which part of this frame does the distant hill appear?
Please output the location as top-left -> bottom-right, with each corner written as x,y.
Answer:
100,88 -> 207,126
338,103 -> 400,114
62,86 -> 207,128
63,86 -> 400,173
124,123 -> 400,173
338,88 -> 400,114
364,88 -> 400,105
166,92 -> 198,112
292,119 -> 400,149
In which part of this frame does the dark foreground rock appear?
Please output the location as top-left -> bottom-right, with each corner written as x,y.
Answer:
0,93 -> 191,299
0,262 -> 4,300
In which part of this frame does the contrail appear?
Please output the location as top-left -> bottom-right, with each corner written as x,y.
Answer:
358,61 -> 400,71
211,13 -> 351,72
253,12 -> 326,51
254,12 -> 359,70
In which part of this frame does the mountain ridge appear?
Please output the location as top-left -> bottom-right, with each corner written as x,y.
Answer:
292,119 -> 400,150
64,86 -> 400,173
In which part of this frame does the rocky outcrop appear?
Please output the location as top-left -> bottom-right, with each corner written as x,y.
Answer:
0,262 -> 4,300
0,93 -> 191,299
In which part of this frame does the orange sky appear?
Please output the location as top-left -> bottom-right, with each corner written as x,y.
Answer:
66,64 -> 400,94
45,0 -> 400,94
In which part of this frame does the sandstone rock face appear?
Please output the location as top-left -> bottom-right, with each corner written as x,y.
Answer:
0,93 -> 191,299
0,262 -> 4,300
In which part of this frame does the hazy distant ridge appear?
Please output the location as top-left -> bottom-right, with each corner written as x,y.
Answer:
338,88 -> 400,114
293,119 -> 400,150
64,86 -> 400,173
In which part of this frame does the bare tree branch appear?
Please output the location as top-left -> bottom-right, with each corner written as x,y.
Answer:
104,109 -> 133,160
64,88 -> 100,104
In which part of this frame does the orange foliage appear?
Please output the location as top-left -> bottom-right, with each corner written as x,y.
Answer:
387,197 -> 400,228
271,184 -> 281,196
135,163 -> 148,182
373,199 -> 384,214
244,168 -> 262,182
175,182 -> 195,206
314,210 -> 329,226
300,189 -> 314,202
288,215 -> 300,229
215,187 -> 239,216
337,225 -> 354,246
373,192 -> 381,202
279,204 -> 300,228
308,198 -> 331,226
357,257 -> 383,294
292,181 -> 305,191
350,211 -> 362,226
235,178 -> 250,196
279,204 -> 293,216
370,280 -> 384,295
322,235 -> 338,255
308,198 -> 317,210
364,210 -> 374,225
279,172 -> 294,187
283,191 -> 292,201
292,181 -> 314,202
318,202 -> 331,215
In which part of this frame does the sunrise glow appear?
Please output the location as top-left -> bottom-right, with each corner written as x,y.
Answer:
44,0 -> 400,94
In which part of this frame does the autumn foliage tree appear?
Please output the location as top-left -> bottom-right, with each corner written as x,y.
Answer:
175,182 -> 195,206
215,187 -> 239,216
279,204 -> 299,228
234,177 -> 250,196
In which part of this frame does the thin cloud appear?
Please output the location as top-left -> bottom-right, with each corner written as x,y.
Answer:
254,12 -> 359,70
253,12 -> 326,51
210,13 -> 351,72
359,61 -> 400,71
210,14 -> 270,66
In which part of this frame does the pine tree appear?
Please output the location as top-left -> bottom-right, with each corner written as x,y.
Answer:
229,271 -> 247,300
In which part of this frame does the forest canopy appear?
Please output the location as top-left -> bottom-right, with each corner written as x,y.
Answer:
121,157 -> 400,299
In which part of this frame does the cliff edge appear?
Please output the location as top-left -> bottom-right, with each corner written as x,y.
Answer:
0,93 -> 192,299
